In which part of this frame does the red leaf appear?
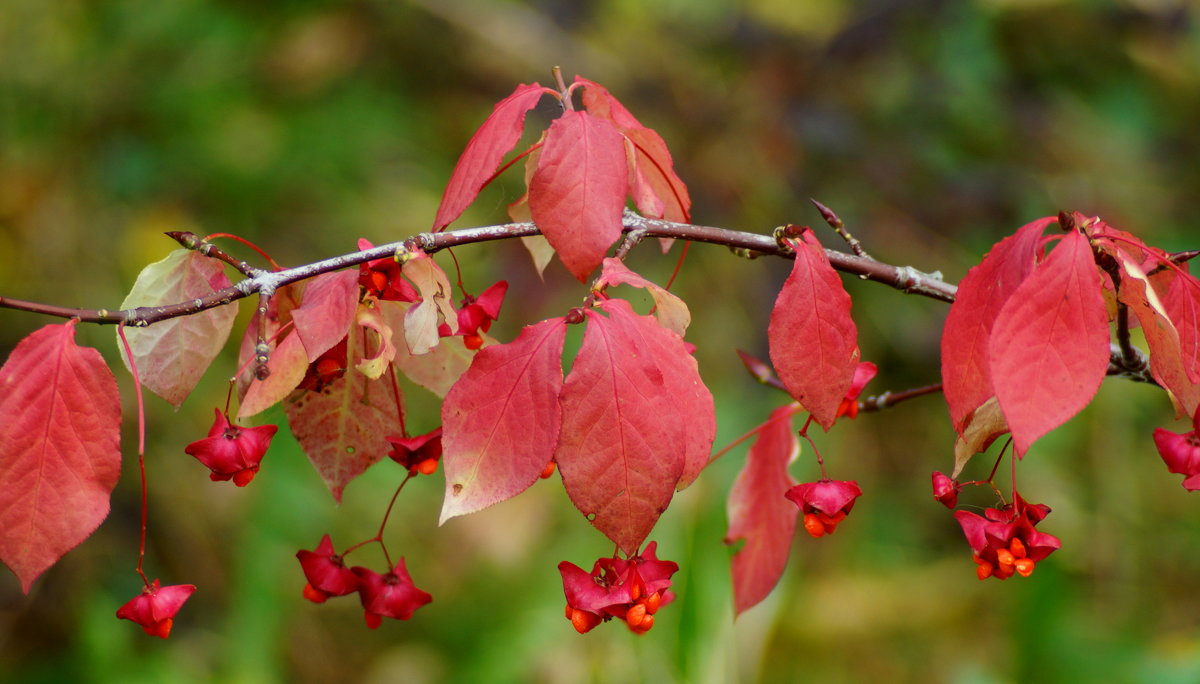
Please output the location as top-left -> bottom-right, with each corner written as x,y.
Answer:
1113,249 -> 1200,420
942,217 -> 1053,434
578,78 -> 691,224
724,405 -> 800,615
284,330 -> 405,501
439,317 -> 566,523
556,299 -> 705,554
291,270 -> 360,363
767,230 -> 860,430
432,83 -> 548,231
1164,269 -> 1200,385
118,249 -> 238,408
0,322 -> 121,592
528,110 -> 628,282
989,230 -> 1110,455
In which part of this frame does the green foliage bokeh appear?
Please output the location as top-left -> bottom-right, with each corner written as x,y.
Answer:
2,1 -> 1199,682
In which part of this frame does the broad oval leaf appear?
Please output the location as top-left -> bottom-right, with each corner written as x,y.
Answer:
1164,268 -> 1200,385
528,110 -> 628,282
942,217 -> 1053,434
439,317 -> 567,523
433,82 -> 548,230
988,230 -> 1110,455
118,249 -> 237,408
724,404 -> 800,616
0,322 -> 121,593
767,231 -> 860,430
284,331 -> 405,501
556,300 -> 704,555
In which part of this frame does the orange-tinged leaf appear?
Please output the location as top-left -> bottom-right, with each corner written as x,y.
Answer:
291,270 -> 360,363
942,217 -> 1053,435
725,405 -> 800,615
284,330 -> 404,501
768,231 -> 860,430
989,230 -> 1110,455
0,322 -> 121,593
433,82 -> 548,230
528,111 -> 627,282
117,249 -> 237,408
440,317 -> 567,523
354,305 -> 396,380
555,299 -> 708,554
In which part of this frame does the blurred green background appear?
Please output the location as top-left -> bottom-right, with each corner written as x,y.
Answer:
2,0 -> 1199,682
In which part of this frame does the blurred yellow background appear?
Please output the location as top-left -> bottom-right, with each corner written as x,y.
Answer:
2,1 -> 1199,682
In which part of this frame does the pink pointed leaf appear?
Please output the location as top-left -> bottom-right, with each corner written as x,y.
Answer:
440,317 -> 567,523
767,230 -> 860,430
725,405 -> 800,615
556,299 -> 703,554
0,322 -> 121,593
284,330 -> 404,501
989,230 -> 1110,455
942,217 -> 1054,434
1113,250 -> 1200,420
1164,268 -> 1200,385
598,298 -> 713,490
117,249 -> 237,408
579,77 -> 691,223
291,270 -> 360,363
528,110 -> 628,282
238,331 -> 309,419
595,258 -> 691,337
433,82 -> 549,230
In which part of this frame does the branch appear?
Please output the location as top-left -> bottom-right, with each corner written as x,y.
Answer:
0,214 -> 955,327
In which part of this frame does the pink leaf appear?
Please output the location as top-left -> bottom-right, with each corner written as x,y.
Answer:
1164,269 -> 1200,385
1113,249 -> 1200,420
528,110 -> 628,282
118,249 -> 237,408
556,299 -> 705,555
942,217 -> 1053,434
291,270 -> 360,363
595,258 -> 691,337
439,317 -> 567,523
284,330 -> 404,501
767,230 -> 860,430
238,331 -> 309,419
0,322 -> 121,592
989,230 -> 1110,455
432,82 -> 549,230
597,298 -> 713,490
578,77 -> 691,224
725,405 -> 800,615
